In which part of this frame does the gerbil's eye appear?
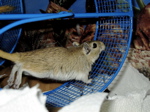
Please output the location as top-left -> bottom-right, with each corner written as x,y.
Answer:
93,43 -> 97,48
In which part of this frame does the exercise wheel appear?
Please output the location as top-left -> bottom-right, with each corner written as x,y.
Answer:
0,0 -> 133,107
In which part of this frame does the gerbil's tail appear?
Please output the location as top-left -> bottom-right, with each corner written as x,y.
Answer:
0,50 -> 19,62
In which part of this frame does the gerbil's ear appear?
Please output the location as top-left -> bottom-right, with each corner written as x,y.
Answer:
83,42 -> 91,55
73,42 -> 80,47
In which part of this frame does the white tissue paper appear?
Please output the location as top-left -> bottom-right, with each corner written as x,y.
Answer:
59,61 -> 150,112
108,61 -> 150,97
101,90 -> 148,112
106,62 -> 150,112
0,85 -> 48,112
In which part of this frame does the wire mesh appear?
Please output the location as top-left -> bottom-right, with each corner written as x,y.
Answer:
0,0 -> 23,65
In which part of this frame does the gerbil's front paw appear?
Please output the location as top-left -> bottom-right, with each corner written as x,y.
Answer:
86,79 -> 92,84
83,79 -> 92,84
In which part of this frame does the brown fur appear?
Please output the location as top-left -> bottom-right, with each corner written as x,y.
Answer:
0,41 -> 105,88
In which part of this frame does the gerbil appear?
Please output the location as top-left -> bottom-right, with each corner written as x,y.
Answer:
0,41 -> 105,88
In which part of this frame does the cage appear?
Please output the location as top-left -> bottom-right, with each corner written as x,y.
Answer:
0,0 -> 133,107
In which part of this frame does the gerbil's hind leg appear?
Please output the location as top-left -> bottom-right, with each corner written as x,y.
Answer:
13,68 -> 23,89
7,65 -> 19,87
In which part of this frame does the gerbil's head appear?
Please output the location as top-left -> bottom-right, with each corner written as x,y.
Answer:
82,41 -> 105,63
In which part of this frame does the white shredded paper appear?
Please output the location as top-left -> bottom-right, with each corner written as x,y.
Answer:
59,62 -> 150,112
0,85 -> 48,112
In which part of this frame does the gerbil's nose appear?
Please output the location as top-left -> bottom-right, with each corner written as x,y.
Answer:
100,42 -> 105,51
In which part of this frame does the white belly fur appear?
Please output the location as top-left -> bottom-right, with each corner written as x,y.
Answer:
23,69 -> 89,81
